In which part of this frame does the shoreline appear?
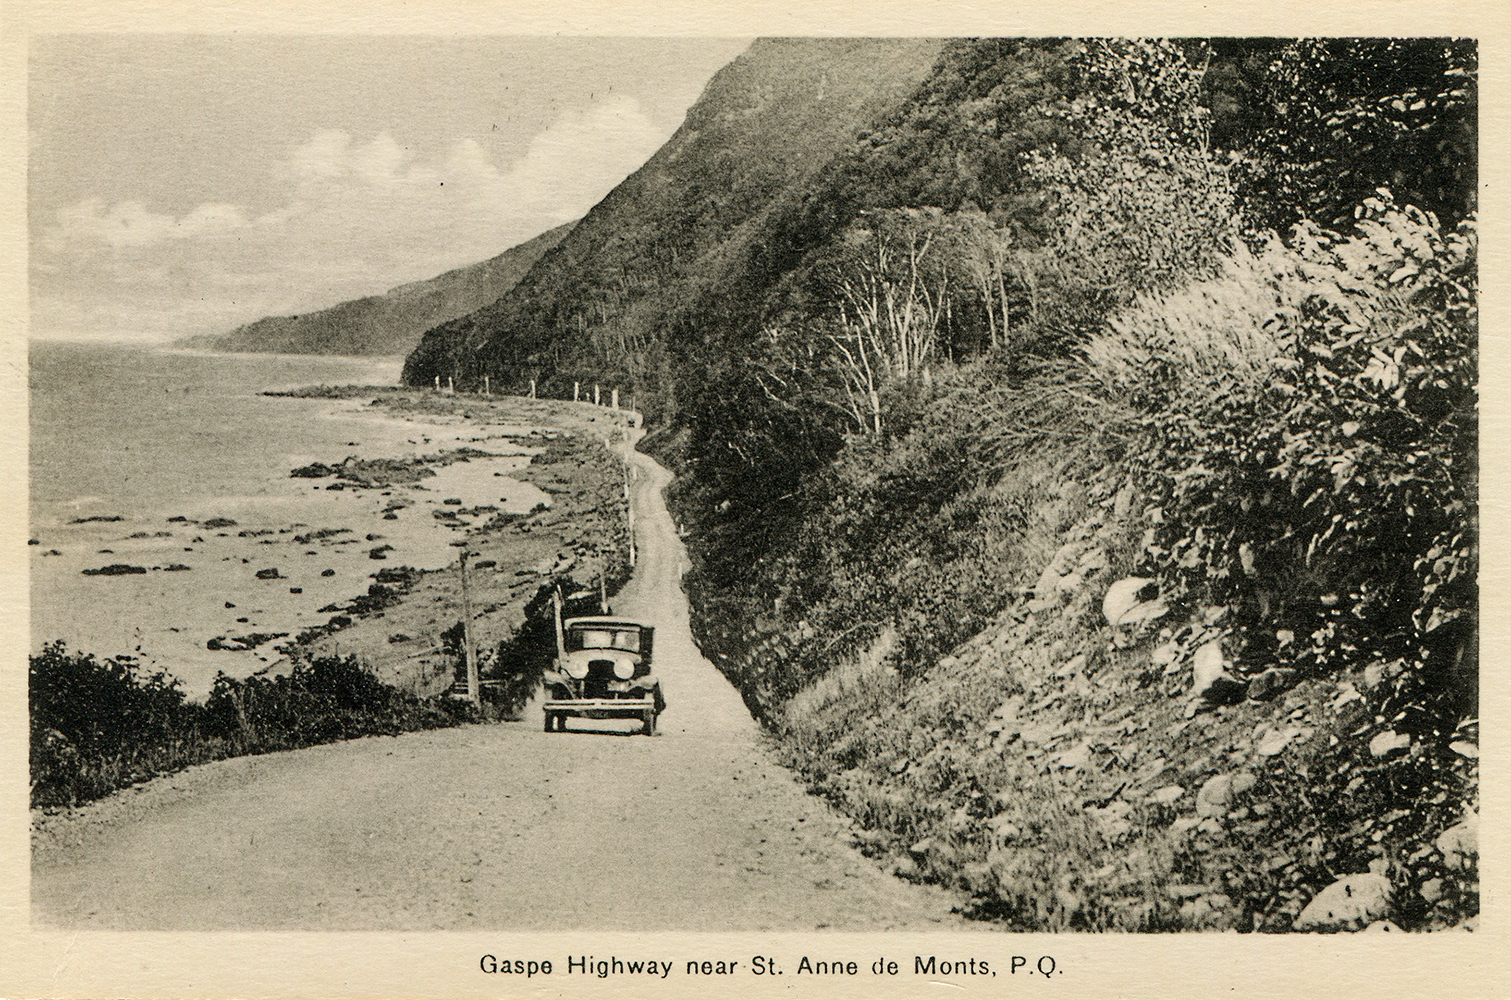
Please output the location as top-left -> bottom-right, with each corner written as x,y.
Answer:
291,389 -> 641,698
30,388 -> 643,820
30,384 -> 641,701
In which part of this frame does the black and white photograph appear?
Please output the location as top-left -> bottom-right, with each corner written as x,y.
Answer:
4,3 -> 1504,997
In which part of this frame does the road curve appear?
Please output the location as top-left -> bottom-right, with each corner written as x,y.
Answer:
32,429 -> 965,931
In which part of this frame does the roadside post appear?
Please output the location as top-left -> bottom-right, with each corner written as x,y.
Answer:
454,541 -> 480,708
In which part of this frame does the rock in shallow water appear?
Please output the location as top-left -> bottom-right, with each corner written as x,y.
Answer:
81,563 -> 147,576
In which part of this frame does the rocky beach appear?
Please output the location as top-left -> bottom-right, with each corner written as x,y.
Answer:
29,352 -> 641,701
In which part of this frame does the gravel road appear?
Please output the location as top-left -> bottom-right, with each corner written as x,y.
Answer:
31,425 -> 965,931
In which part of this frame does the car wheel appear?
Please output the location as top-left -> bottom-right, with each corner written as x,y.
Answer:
642,709 -> 656,736
544,711 -> 556,733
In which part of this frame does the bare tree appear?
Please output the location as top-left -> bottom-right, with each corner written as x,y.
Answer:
824,210 -> 950,433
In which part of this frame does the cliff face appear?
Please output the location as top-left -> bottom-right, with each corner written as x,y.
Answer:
401,38 -> 946,403
184,222 -> 573,356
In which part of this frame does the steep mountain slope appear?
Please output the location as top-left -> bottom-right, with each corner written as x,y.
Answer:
394,39 -> 1478,933
401,37 -> 946,409
185,222 -> 573,356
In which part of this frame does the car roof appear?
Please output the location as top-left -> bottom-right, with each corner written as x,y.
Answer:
563,617 -> 649,629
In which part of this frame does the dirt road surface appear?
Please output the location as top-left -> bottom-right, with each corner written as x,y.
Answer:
32,429 -> 966,931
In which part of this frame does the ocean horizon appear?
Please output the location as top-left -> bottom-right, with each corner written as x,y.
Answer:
28,342 -> 544,696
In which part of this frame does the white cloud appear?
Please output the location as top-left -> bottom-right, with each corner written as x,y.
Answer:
52,197 -> 252,248
494,93 -> 664,221
33,94 -> 671,341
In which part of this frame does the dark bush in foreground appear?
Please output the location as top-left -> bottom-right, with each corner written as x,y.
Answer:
30,642 -> 471,809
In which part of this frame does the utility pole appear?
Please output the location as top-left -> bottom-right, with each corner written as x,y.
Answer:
455,542 -> 479,708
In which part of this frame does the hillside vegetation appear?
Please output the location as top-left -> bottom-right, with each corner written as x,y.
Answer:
403,37 -> 946,412
184,222 -> 572,356
403,38 -> 1478,931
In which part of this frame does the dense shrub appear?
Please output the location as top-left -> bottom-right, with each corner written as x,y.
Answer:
31,644 -> 470,809
1084,194 -> 1476,725
30,643 -> 200,807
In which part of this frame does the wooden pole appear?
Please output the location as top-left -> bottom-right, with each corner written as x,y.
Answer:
625,461 -> 635,567
458,545 -> 479,708
484,375 -> 490,396
611,387 -> 618,410
594,384 -> 600,406
552,587 -> 566,660
573,381 -> 580,402
530,378 -> 536,399
448,376 -> 455,395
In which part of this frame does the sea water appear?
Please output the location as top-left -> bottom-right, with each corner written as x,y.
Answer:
29,341 -> 550,696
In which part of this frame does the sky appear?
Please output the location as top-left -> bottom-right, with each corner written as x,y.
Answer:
27,36 -> 752,342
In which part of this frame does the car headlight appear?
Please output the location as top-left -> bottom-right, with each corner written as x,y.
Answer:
564,657 -> 589,679
613,659 -> 634,679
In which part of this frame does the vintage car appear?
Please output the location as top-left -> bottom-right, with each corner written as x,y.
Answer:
541,617 -> 663,734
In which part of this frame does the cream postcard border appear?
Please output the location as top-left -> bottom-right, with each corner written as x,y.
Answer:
1,3 -> 1505,998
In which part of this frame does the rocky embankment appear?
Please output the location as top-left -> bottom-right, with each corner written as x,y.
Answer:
774,472 -> 1479,932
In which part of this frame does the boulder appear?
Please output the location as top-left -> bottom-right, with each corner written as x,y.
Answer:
1368,730 -> 1411,758
1191,641 -> 1245,703
1246,666 -> 1297,701
1102,577 -> 1169,648
1294,874 -> 1393,931
1113,482 -> 1136,520
1357,920 -> 1404,934
1034,542 -> 1103,602
1195,771 -> 1257,819
1257,726 -> 1303,757
1195,775 -> 1233,818
1436,815 -> 1478,871
1103,576 -> 1157,624
1150,785 -> 1185,806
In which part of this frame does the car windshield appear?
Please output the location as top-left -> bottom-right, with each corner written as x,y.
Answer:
566,627 -> 641,653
